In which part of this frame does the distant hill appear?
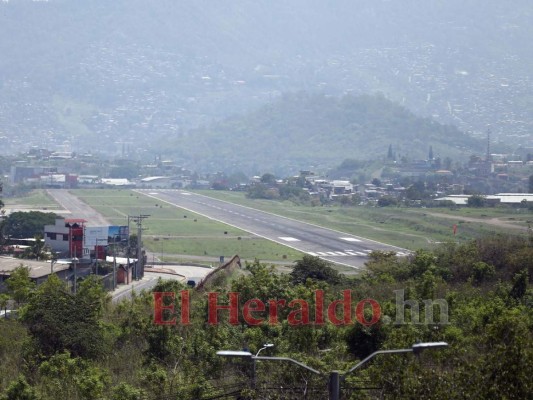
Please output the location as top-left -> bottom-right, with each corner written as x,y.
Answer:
0,0 -> 531,165
164,93 -> 481,175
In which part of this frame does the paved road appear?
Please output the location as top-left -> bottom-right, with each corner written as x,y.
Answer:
111,266 -> 211,302
111,272 -> 176,303
135,189 -> 409,269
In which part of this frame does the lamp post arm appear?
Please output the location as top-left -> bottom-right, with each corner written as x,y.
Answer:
253,356 -> 322,375
344,348 -> 412,377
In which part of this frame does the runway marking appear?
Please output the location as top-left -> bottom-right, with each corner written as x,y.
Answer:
340,237 -> 361,242
311,250 -> 372,257
278,237 -> 300,242
308,252 -> 319,256
149,192 -> 159,195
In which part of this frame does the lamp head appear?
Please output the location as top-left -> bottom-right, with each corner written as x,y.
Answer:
412,341 -> 448,355
216,350 -> 253,358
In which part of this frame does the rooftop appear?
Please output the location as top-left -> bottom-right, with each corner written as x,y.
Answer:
0,256 -> 70,279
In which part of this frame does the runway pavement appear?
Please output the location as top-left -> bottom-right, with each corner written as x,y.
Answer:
135,189 -> 409,269
47,189 -> 110,226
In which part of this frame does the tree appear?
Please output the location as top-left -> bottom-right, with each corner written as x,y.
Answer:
467,194 -> 486,207
260,173 -> 277,185
346,322 -> 385,359
246,184 -> 280,200
479,308 -> 533,399
405,181 -> 426,200
509,269 -> 528,300
22,275 -> 109,359
21,235 -> 48,260
471,261 -> 495,284
377,195 -> 398,207
211,181 -> 229,190
2,375 -> 38,400
110,383 -> 145,400
38,352 -> 110,400
3,211 -> 57,239
5,266 -> 34,307
290,255 -> 342,285
108,164 -> 140,180
0,294 -> 9,317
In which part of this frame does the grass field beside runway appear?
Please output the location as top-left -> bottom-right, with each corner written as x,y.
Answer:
192,190 -> 532,250
70,189 -> 305,262
5,188 -> 529,265
2,189 -> 60,209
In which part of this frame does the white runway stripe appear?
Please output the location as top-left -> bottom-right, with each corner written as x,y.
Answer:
278,237 -> 300,242
309,249 -> 373,257
340,237 -> 361,242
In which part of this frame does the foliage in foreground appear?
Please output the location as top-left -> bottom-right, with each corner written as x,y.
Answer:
0,234 -> 531,399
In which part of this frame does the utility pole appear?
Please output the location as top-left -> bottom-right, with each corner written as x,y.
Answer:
72,257 -> 78,294
128,214 -> 150,280
127,215 -> 135,252
113,252 -> 117,290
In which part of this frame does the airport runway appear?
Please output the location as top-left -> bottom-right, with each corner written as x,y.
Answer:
135,189 -> 409,269
47,189 -> 110,226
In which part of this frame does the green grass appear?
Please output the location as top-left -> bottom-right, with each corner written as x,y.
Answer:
71,189 -> 304,262
2,189 -> 60,209
191,190 -> 532,250
413,205 -> 532,219
145,236 -> 300,262
5,188 -> 530,260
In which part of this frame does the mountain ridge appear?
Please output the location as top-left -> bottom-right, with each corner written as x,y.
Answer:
163,92 -> 480,175
0,0 -> 530,168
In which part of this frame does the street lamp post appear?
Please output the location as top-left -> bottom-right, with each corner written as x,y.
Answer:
252,344 -> 274,388
217,341 -> 448,400
332,342 -> 448,400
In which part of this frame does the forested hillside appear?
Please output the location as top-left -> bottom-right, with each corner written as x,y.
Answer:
1,234 -> 531,399
167,92 -> 480,174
